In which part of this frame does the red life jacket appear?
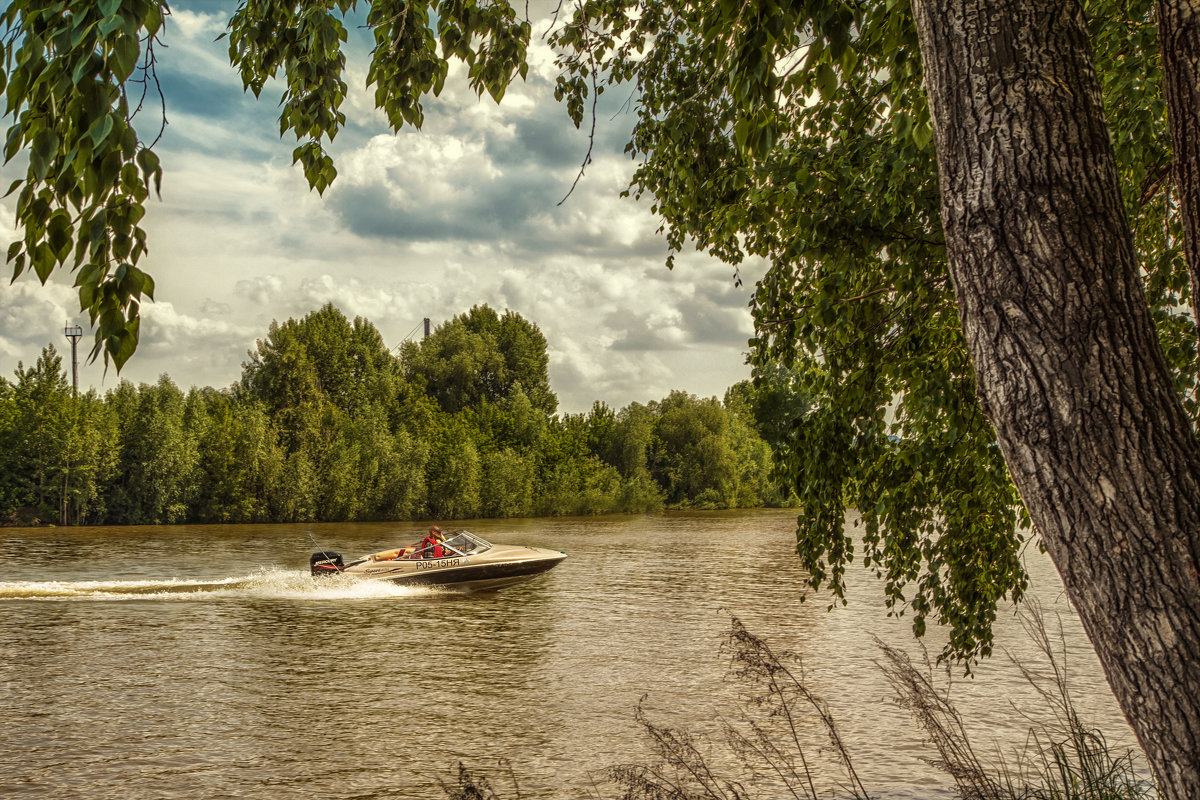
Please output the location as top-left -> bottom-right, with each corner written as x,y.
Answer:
421,536 -> 444,558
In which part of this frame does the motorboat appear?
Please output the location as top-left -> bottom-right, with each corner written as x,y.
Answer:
309,529 -> 567,592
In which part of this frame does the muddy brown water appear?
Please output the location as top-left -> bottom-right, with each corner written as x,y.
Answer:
0,510 -> 1137,799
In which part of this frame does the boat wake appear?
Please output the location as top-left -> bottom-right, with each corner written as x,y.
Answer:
0,568 -> 436,601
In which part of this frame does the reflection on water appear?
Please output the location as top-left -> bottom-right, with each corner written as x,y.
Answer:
0,511 -> 1133,799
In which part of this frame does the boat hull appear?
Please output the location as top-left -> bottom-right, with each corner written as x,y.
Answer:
342,544 -> 567,592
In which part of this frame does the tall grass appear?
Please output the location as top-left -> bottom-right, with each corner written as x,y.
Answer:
602,616 -> 869,800
996,604 -> 1154,800
443,607 -> 1156,800
876,602 -> 1155,799
439,760 -> 522,800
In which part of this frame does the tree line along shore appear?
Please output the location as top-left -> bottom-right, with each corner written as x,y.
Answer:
0,303 -> 794,527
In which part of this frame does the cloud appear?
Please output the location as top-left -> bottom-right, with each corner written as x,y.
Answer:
235,275 -> 287,307
484,101 -> 593,170
678,281 -> 756,346
200,298 -> 232,316
0,281 -> 82,368
0,0 -> 765,412
137,300 -> 259,365
329,129 -> 571,246
171,8 -> 227,40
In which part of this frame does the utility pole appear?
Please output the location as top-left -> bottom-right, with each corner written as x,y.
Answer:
62,323 -> 83,525
63,323 -> 82,394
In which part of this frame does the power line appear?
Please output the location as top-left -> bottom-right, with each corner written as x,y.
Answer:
392,318 -> 432,352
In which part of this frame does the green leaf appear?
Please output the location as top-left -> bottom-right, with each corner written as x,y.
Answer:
88,114 -> 114,148
137,148 -> 162,197
815,63 -> 837,98
734,117 -> 750,150
47,209 -> 72,258
4,126 -> 23,164
912,120 -> 932,150
98,14 -> 123,38
112,33 -> 140,81
33,241 -> 56,281
144,3 -> 163,36
111,314 -> 140,370
31,128 -> 57,181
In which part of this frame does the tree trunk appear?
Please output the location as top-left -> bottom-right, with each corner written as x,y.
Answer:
1156,0 -> 1200,334
910,2 -> 1200,797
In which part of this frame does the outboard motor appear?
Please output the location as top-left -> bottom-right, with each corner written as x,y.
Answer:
310,550 -> 344,577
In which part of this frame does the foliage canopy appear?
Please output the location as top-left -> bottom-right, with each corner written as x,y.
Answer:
0,304 -> 784,526
400,305 -> 557,416
547,0 -> 1195,663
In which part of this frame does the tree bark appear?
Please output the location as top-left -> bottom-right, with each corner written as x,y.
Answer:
910,2 -> 1200,797
1156,0 -> 1200,334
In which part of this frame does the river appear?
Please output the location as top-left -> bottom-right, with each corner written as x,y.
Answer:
0,510 -> 1139,799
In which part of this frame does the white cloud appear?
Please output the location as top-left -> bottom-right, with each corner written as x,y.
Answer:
235,275 -> 287,307
0,280 -> 81,364
0,0 -> 763,412
170,8 -> 227,40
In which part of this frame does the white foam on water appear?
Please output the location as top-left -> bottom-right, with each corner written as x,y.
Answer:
239,568 -> 437,600
0,568 -> 438,601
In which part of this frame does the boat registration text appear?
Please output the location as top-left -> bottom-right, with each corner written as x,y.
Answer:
416,558 -> 462,571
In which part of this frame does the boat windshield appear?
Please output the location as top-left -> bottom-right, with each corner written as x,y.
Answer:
441,530 -> 491,555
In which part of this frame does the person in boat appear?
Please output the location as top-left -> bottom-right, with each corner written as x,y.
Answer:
421,525 -> 446,558
372,526 -> 446,561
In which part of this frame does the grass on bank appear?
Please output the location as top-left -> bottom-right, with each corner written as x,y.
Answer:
441,605 -> 1156,800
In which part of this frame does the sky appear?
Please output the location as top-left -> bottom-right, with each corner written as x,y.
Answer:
0,2 -> 764,414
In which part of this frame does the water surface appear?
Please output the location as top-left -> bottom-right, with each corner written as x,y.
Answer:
0,511 -> 1135,798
